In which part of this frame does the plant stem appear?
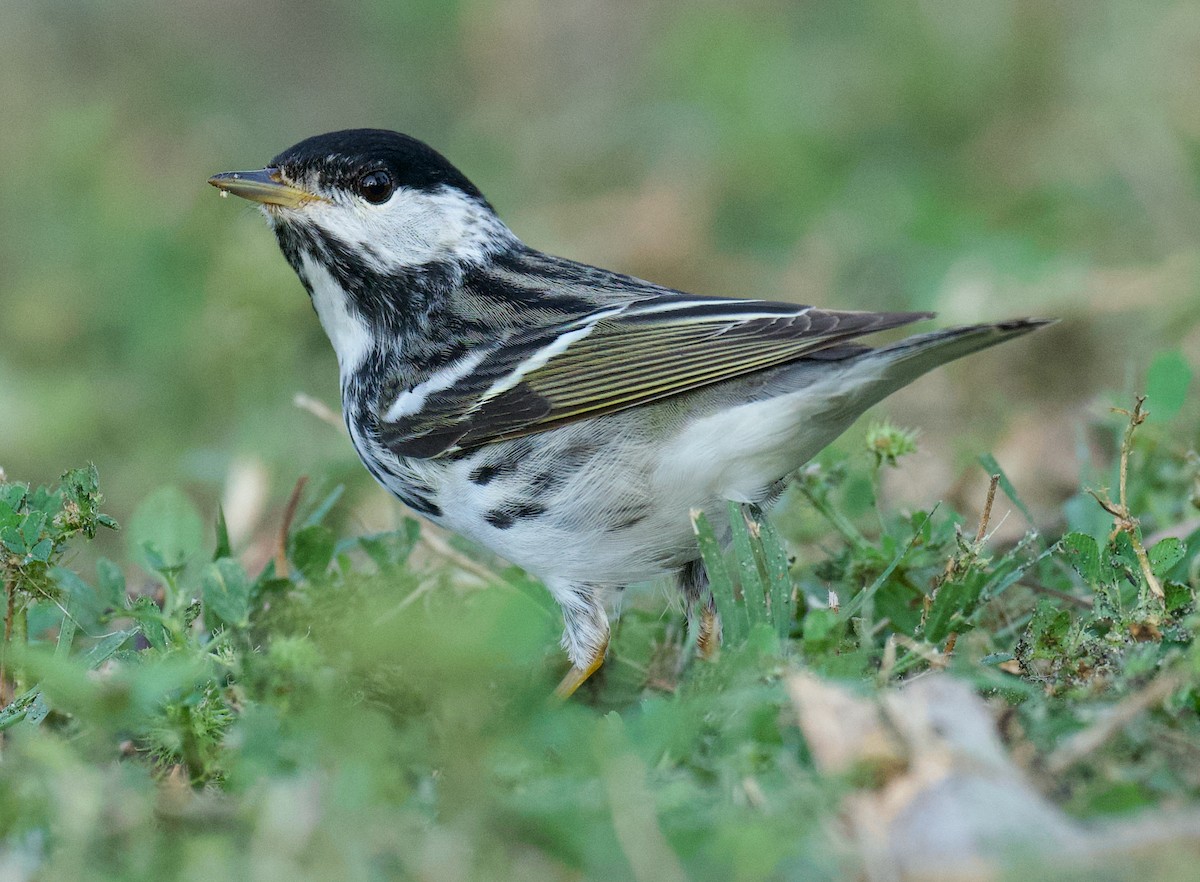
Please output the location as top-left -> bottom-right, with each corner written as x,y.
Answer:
801,486 -> 868,550
1087,396 -> 1164,602
1,578 -> 13,708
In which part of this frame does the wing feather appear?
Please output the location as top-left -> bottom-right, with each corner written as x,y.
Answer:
379,293 -> 932,458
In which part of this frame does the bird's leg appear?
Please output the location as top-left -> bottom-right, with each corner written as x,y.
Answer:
680,558 -> 721,659
551,582 -> 610,699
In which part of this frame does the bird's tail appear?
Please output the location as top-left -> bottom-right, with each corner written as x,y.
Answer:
850,317 -> 1054,410
669,316 -> 1054,506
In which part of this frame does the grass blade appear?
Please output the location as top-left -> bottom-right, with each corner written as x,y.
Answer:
301,484 -> 345,529
756,511 -> 795,643
691,508 -> 746,645
727,502 -> 768,629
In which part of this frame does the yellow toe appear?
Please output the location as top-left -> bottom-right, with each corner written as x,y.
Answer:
554,642 -> 608,699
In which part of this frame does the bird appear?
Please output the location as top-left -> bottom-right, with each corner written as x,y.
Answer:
209,129 -> 1049,696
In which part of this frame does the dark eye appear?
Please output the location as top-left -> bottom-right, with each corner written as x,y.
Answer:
357,170 -> 394,204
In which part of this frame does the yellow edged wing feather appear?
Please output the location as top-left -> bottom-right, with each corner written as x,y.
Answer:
379,297 -> 932,458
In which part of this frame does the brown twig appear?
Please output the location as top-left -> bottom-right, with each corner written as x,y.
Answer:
974,474 -> 1000,545
293,393 -> 348,435
942,474 -> 1000,583
1086,396 -> 1163,601
274,476 -> 309,579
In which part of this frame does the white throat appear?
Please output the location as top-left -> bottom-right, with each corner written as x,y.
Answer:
298,253 -> 373,378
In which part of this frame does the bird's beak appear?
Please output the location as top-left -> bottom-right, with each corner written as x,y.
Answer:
207,168 -> 325,208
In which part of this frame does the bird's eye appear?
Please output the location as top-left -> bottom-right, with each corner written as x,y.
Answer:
357,170 -> 394,204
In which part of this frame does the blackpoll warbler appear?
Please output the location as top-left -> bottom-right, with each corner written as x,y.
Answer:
210,129 -> 1049,696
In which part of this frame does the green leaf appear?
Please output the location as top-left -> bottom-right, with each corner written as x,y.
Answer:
1027,600 -> 1072,658
26,486 -> 58,516
50,567 -> 105,628
0,688 -> 41,732
21,509 -> 47,548
27,537 -> 53,563
1164,581 -> 1193,614
59,464 -> 111,538
289,525 -> 336,581
1145,349 -> 1192,422
128,597 -> 168,650
202,558 -> 252,628
0,484 -> 27,518
0,525 -> 25,554
127,486 -> 204,574
80,628 -> 138,668
55,601 -> 78,658
1100,531 -> 1141,589
1148,537 -> 1186,579
801,608 -> 842,654
980,651 -> 1014,665
841,509 -> 934,621
1060,532 -> 1101,584
213,506 -> 232,561
358,523 -> 421,572
139,542 -> 172,576
23,692 -> 51,727
13,597 -> 85,731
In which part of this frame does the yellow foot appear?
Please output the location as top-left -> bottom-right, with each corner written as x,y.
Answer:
697,606 -> 719,660
554,642 -> 608,699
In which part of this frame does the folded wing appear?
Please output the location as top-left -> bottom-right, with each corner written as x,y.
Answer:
379,295 -> 932,458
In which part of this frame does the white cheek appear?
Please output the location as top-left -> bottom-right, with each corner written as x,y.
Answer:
299,254 -> 373,376
314,185 -> 514,271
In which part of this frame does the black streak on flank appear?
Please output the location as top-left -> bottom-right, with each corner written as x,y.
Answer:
608,502 -> 651,532
470,461 -> 512,486
402,493 -> 443,518
485,510 -> 514,529
468,438 -> 535,485
485,501 -> 548,530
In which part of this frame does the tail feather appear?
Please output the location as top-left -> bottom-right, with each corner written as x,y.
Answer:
854,317 -> 1054,407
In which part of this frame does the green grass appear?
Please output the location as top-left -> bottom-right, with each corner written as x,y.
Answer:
1,388 -> 1198,880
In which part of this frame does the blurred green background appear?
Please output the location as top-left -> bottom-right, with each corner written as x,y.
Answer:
2,0 -> 1198,553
